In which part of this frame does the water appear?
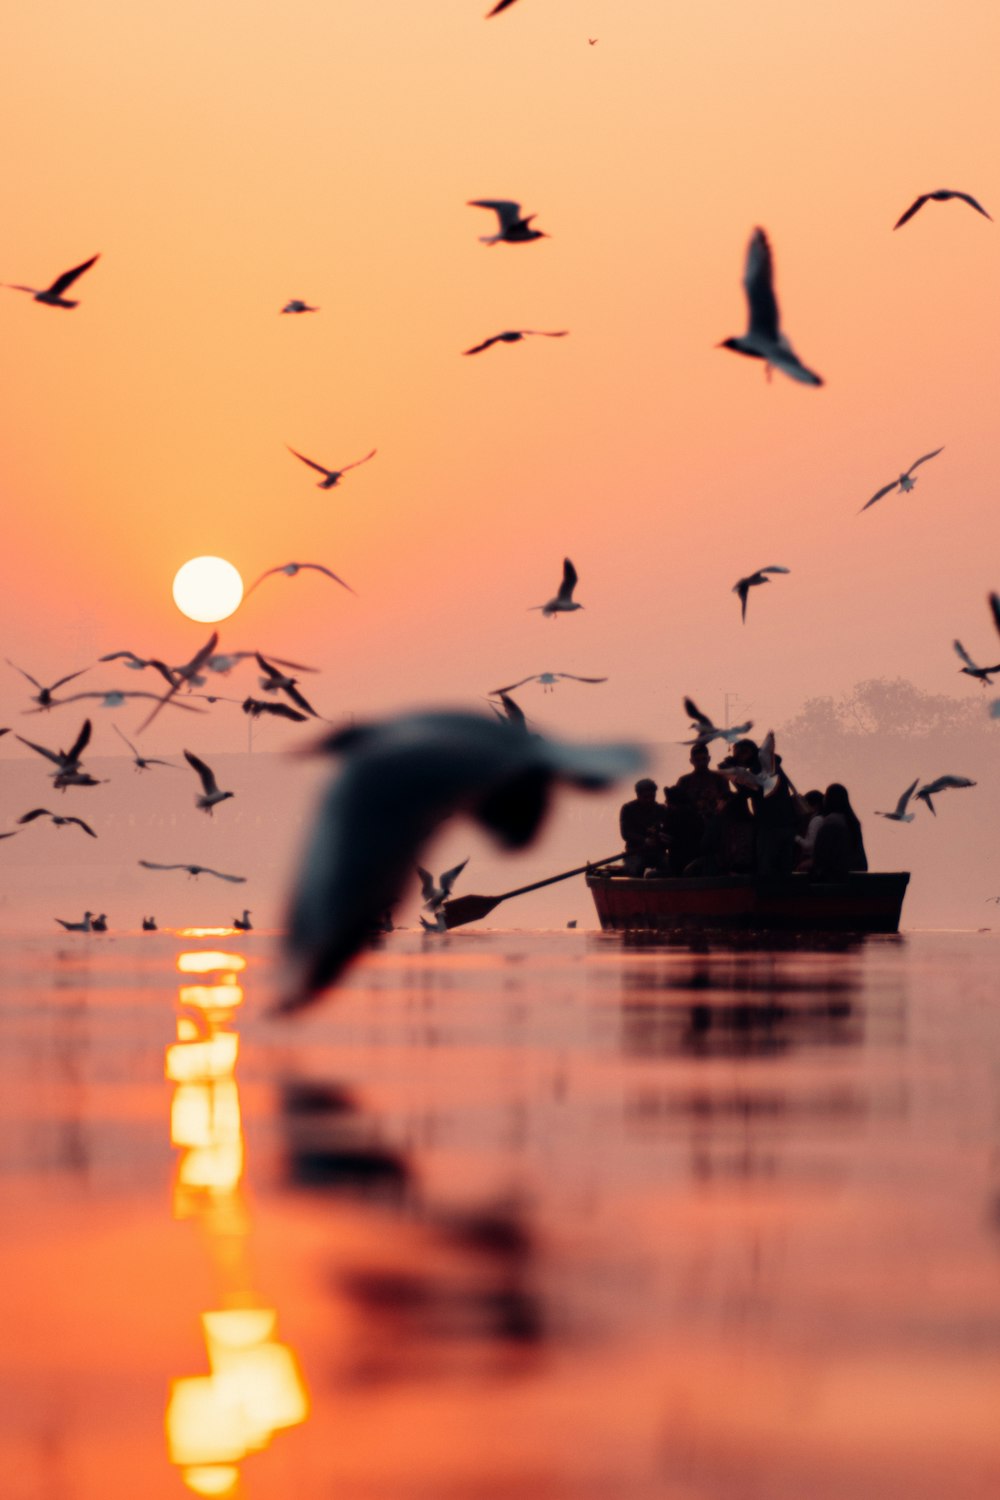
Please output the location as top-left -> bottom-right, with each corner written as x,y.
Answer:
2,928 -> 999,1499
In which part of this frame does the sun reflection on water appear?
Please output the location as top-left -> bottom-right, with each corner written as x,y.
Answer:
164,949 -> 310,1495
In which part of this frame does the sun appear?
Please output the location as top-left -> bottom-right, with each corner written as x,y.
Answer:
172,557 -> 244,623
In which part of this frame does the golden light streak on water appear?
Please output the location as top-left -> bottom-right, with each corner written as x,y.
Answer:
177,951 -> 247,974
178,983 -> 245,1013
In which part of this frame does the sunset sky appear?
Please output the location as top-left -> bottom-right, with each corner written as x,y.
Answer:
2,0 -> 999,755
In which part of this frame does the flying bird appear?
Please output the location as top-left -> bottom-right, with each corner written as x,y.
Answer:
112,724 -> 178,770
893,191 -> 992,231
531,558 -> 583,617
277,709 -> 643,1010
255,653 -> 319,715
52,690 -> 205,713
138,633 -> 219,732
6,661 -> 89,709
245,561 -> 356,598
914,775 -> 976,816
953,639 -> 1000,685
16,719 -> 91,777
241,697 -> 309,722
139,860 -> 247,883
875,778 -> 920,822
718,227 -> 823,386
733,566 -> 790,623
98,651 -> 177,684
4,253 -> 99,308
468,200 -> 548,245
286,446 -> 376,489
281,300 -> 319,314
464,330 -> 568,356
183,750 -> 234,814
491,672 -> 607,694
860,449 -> 944,513
721,731 -> 778,795
18,809 -> 97,838
417,858 -> 469,911
681,697 -> 753,747
55,912 -> 95,932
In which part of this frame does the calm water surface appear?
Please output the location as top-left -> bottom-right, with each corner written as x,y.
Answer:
2,928 -> 999,1499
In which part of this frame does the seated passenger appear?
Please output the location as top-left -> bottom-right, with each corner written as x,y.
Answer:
795,789 -> 825,870
812,783 -> 869,880
619,777 -> 667,877
675,743 -> 731,821
659,784 -> 705,875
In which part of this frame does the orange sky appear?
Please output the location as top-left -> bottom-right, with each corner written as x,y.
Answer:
1,0 -> 1000,755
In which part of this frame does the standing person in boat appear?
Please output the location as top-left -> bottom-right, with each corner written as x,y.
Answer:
717,741 -> 759,873
620,777 -> 667,877
812,784 -> 869,880
675,742 -> 731,821
659,784 -> 705,875
753,751 -> 800,876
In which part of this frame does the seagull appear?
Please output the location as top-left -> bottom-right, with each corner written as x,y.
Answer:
245,562 -> 356,598
255,653 -> 320,715
52,772 -> 104,791
417,858 -> 469,911
55,912 -> 95,932
51,690 -> 205,713
893,191 -> 992,231
16,719 -> 91,777
183,750 -> 234,814
6,661 -> 89,709
733,566 -> 790,623
464,330 -> 568,356
139,860 -> 247,883
281,300 -> 319,314
468,200 -> 548,245
138,633 -> 219,732
277,709 -> 644,1010
491,672 -> 607,694
681,697 -> 754,747
98,652 -> 178,686
860,449 -> 944,513
875,778 -> 920,822
112,724 -> 177,770
953,639 -> 1000,685
4,253 -> 99,308
531,559 -> 583,617
91,914 -> 108,932
233,910 -> 253,930
142,916 -> 158,931
286,445 -> 376,489
721,731 -> 778,795
914,775 -> 976,816
490,691 -> 528,729
419,911 -> 448,933
17,808 -> 98,837
242,697 -> 309,722
718,227 -> 823,386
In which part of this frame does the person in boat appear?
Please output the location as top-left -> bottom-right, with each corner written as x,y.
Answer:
812,783 -> 868,880
753,751 -> 800,876
659,783 -> 705,875
795,789 -> 825,871
716,741 -> 758,873
620,777 -> 667,877
675,743 -> 731,821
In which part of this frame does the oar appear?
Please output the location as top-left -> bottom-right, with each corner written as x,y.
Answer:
441,853 -> 623,930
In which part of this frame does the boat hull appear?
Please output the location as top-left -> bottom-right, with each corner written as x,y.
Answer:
587,871 -> 910,935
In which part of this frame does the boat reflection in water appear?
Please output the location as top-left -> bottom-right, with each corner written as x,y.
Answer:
164,941 -> 309,1497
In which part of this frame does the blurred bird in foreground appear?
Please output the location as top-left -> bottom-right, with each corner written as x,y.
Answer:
4,253 -> 99,308
469,200 -> 548,244
417,858 -> 469,911
531,558 -> 583,616
953,639 -> 1000,685
276,710 -> 644,1012
718,228 -> 823,386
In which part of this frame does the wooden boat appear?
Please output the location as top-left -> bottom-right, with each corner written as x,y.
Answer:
587,869 -> 910,934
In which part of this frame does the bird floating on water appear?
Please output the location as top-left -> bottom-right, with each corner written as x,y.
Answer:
142,915 -> 158,931
914,775 -> 976,816
4,253 -> 99,308
719,228 -> 823,386
233,910 -> 253,931
953,639 -> 1000,685
139,860 -> 247,883
531,559 -> 583,617
469,200 -> 548,245
245,561 -> 356,598
464,330 -> 568,356
281,300 -> 318,314
91,914 -> 108,932
893,191 -> 992,231
681,697 -> 754,748
184,750 -> 234,815
732,567 -> 790,623
55,912 -> 95,932
859,449 -> 944,513
492,672 -> 607,694
287,445 -> 376,489
277,709 -> 643,1010
875,778 -> 920,822
417,859 -> 469,912
17,808 -> 98,838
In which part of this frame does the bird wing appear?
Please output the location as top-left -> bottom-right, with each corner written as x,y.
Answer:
301,564 -> 357,595
255,652 -> 282,681
486,0 -> 520,13
17,809 -> 51,825
498,691 -> 527,726
529,330 -> 569,338
742,228 -> 780,342
282,683 -> 318,715
67,720 -> 92,762
464,336 -> 503,355
204,868 -> 247,883
148,659 -> 179,687
469,199 -> 521,230
416,866 -> 436,900
50,668 -> 88,690
682,697 -> 713,731
245,568 -> 282,596
860,481 -> 899,512
904,447 -> 944,478
760,566 -> 791,575
557,557 -> 578,602
7,661 -> 41,689
15,736 -> 62,765
47,254 -> 100,296
113,723 -> 140,756
893,195 -> 929,230
922,775 -> 975,793
992,594 -> 1000,638
895,777 -> 920,815
735,581 -> 749,622
341,449 -> 376,472
266,701 -> 309,721
956,192 -> 992,220
68,817 -> 98,837
100,651 -> 142,665
491,677 -> 536,694
184,749 -> 218,795
556,674 -> 608,684
758,731 -> 776,779
286,445 -> 332,477
139,860 -> 184,871
439,857 -> 469,895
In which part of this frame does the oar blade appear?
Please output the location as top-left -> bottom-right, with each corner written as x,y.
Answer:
441,894 -> 501,929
